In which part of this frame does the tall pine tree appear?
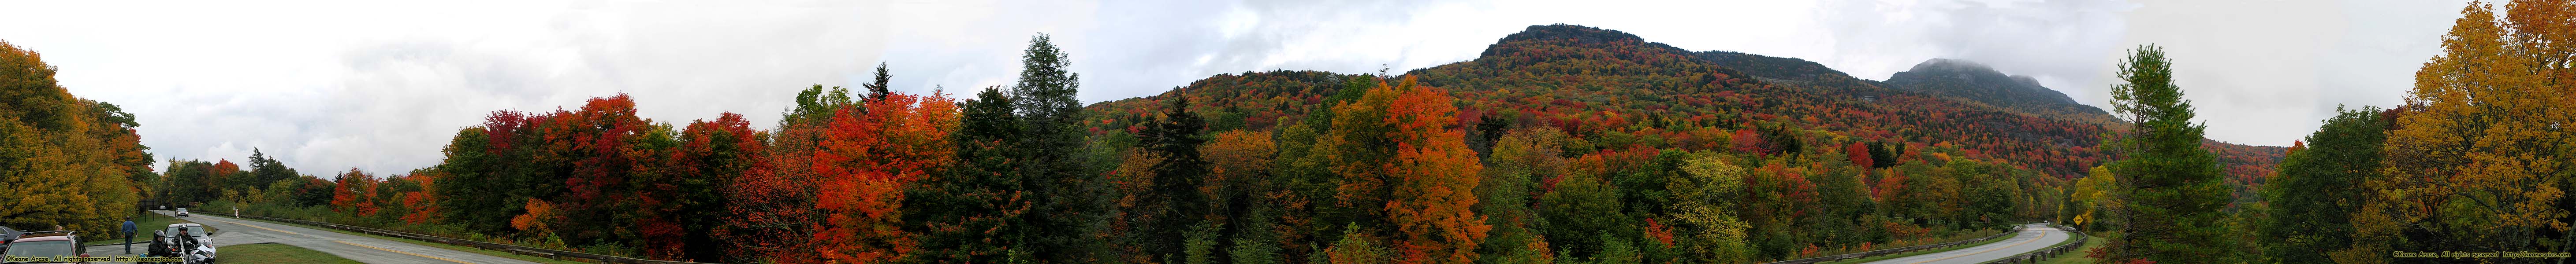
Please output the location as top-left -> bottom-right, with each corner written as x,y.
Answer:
907,85 -> 1032,263
866,62 -> 892,100
2100,44 -> 2232,263
1009,33 -> 1109,263
246,148 -> 299,189
1136,88 -> 1213,262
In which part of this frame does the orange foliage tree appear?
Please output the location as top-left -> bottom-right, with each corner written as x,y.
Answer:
398,171 -> 441,224
806,92 -> 958,264
1378,76 -> 1491,264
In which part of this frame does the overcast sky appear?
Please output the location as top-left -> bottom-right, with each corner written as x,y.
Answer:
1,0 -> 2466,174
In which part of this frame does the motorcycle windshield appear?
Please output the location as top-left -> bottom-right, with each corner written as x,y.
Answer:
161,227 -> 206,238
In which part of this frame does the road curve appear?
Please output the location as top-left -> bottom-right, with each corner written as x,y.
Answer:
82,210 -> 539,264
1856,223 -> 2072,264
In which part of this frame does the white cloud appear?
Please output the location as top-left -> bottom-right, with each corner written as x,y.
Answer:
0,0 -> 2460,173
2111,0 -> 2461,146
6,0 -> 890,174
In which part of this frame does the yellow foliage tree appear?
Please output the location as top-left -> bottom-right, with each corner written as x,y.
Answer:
1668,152 -> 1753,263
2353,0 -> 2576,260
0,40 -> 140,235
2068,166 -> 2117,227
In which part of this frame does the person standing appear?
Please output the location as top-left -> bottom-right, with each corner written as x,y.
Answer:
122,219 -> 136,254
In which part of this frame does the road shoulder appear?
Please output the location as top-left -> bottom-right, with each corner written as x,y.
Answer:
1856,224 -> 2070,264
205,214 -> 587,264
214,242 -> 364,264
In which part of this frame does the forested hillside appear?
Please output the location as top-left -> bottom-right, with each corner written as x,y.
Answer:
28,0 -> 2576,261
1083,24 -> 2287,264
112,23 -> 2316,264
1096,25 -> 2280,188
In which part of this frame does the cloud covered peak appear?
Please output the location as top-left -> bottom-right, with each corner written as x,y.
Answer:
1483,24 -> 1675,56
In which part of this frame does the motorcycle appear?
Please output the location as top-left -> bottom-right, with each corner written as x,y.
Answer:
147,230 -> 172,264
147,229 -> 212,264
174,231 -> 210,264
181,243 -> 212,264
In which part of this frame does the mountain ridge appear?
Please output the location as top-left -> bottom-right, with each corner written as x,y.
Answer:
1087,24 -> 2281,180
1881,58 -> 2116,126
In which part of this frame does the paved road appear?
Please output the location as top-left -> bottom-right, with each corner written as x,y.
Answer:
1857,223 -> 2072,264
82,210 -> 538,264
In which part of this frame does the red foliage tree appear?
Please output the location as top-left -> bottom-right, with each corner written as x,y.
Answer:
330,169 -> 380,217
1844,142 -> 1874,169
806,92 -> 957,264
1730,129 -> 1765,154
536,95 -> 667,248
674,112 -> 768,261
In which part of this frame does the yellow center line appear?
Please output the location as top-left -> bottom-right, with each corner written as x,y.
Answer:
206,219 -> 300,235
1904,227 -> 2055,264
336,240 -> 476,264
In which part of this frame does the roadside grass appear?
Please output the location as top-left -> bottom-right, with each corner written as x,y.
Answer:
2035,235 -> 2108,264
211,216 -> 587,264
1820,229 -> 2018,264
213,242 -> 364,264
84,211 -> 210,246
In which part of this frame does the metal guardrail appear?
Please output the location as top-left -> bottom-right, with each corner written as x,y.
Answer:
1979,223 -> 2087,264
199,211 -> 720,264
1761,224 -> 2030,264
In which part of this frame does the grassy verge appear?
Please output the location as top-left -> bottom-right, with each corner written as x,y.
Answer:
2035,235 -> 2107,264
1820,230 -> 2019,264
212,216 -> 587,264
85,211 -> 211,246
213,242 -> 364,264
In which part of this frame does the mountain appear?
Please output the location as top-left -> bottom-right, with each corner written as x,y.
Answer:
1693,50 -> 1875,89
1881,59 -> 2116,125
1087,24 -> 2280,181
1096,24 -> 2108,177
1076,23 -> 2289,261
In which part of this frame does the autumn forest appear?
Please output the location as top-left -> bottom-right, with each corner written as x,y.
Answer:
4,1 -> 2575,264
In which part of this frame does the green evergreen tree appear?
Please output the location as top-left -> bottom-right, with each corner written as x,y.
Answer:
2100,44 -> 2232,263
246,149 -> 300,191
908,85 -> 1031,263
1135,88 -> 1214,260
1009,33 -> 1109,263
866,62 -> 893,100
2258,106 -> 2386,264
